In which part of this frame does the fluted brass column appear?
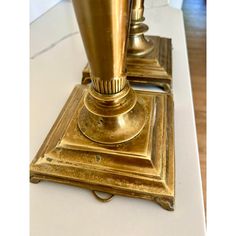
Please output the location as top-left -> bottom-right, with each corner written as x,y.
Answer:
127,0 -> 154,56
72,0 -> 146,144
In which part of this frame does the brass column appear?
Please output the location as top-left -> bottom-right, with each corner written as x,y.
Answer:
73,0 -> 128,94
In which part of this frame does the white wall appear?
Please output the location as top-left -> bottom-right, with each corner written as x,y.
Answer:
30,0 -> 62,23
144,0 -> 169,8
145,0 -> 183,9
30,0 -> 183,24
169,0 -> 184,9
144,0 -> 183,9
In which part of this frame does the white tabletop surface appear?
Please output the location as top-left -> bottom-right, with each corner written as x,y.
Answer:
30,1 -> 206,235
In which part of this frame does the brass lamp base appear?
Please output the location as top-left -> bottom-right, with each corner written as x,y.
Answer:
82,36 -> 172,92
30,84 -> 175,210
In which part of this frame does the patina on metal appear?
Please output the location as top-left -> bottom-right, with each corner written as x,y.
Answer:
30,0 -> 175,210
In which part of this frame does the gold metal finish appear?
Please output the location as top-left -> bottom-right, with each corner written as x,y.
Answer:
30,0 -> 175,210
72,0 -> 131,94
30,85 -> 175,210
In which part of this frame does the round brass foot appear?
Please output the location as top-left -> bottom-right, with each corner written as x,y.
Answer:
128,33 -> 154,57
128,18 -> 154,57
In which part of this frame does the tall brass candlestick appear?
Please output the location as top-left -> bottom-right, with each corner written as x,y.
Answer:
124,0 -> 173,91
30,0 -> 175,210
127,0 -> 154,56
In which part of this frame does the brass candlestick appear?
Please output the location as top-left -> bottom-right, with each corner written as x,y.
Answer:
126,0 -> 173,91
30,0 -> 175,210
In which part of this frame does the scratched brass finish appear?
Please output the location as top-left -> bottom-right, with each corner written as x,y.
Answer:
30,85 -> 175,210
30,0 -> 175,210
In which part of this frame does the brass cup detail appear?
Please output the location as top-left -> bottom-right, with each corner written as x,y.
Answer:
78,83 -> 146,144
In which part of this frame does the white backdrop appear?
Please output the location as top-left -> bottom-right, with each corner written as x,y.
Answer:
30,0 -> 62,23
30,0 -> 184,23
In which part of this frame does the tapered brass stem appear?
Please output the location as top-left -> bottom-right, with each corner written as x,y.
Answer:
127,0 -> 154,56
132,0 -> 144,20
72,0 -> 146,144
72,0 -> 131,94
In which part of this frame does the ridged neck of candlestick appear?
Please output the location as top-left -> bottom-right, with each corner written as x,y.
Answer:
91,76 -> 127,94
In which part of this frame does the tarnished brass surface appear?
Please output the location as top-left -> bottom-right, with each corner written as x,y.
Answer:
30,85 -> 175,210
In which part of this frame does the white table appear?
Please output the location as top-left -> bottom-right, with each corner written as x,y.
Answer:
30,1 -> 206,235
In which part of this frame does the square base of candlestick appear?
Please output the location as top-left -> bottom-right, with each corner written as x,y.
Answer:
30,84 -> 175,210
82,36 -> 172,92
